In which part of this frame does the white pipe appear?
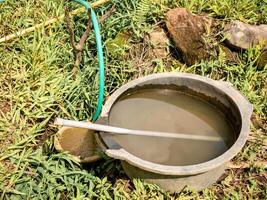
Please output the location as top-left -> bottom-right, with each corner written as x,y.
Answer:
54,118 -> 222,142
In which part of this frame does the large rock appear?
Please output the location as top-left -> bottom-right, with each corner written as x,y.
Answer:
224,21 -> 267,50
224,21 -> 267,67
166,8 -> 215,65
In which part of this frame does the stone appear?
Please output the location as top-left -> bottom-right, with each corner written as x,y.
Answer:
224,21 -> 267,50
165,8 -> 215,65
124,27 -> 169,72
146,27 -> 169,59
224,21 -> 267,67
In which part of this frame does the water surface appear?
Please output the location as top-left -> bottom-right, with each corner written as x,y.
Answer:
108,88 -> 234,166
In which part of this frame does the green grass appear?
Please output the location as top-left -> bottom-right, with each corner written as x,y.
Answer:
0,0 -> 267,199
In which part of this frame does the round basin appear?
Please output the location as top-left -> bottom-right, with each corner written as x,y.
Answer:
96,72 -> 252,192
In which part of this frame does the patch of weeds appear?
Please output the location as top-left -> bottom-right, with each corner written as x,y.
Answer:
215,168 -> 267,200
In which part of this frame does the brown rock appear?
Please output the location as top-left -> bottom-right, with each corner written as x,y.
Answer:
146,27 -> 169,59
224,21 -> 267,50
166,8 -> 215,65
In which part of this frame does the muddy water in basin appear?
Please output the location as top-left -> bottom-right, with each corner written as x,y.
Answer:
108,88 -> 235,166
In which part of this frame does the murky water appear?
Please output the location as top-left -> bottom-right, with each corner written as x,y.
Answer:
108,88 -> 235,166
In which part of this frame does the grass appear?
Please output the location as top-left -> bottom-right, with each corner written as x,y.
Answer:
0,0 -> 266,199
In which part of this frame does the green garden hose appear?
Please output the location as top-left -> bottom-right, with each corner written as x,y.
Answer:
0,0 -> 105,121
74,0 -> 105,122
